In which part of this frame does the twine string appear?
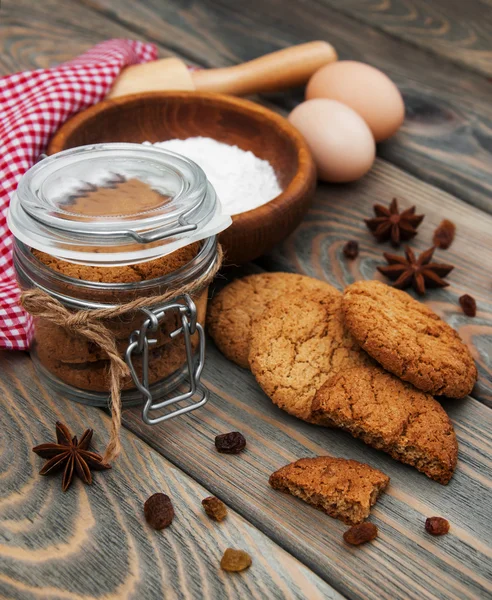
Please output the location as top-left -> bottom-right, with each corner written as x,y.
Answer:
20,245 -> 223,462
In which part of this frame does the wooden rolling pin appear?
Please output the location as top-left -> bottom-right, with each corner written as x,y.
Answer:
108,41 -> 337,98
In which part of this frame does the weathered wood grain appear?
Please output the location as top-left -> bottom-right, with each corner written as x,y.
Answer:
79,0 -> 492,214
0,0 -> 173,75
318,0 -> 492,78
258,158 -> 492,406
0,350 -> 343,600
118,340 -> 492,600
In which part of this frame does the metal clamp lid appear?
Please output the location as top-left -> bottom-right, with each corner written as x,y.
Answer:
125,294 -> 208,425
8,143 -> 231,266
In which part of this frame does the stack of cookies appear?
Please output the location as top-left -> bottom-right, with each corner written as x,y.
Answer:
207,273 -> 477,485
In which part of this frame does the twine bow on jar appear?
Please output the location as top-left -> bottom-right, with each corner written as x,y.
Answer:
20,244 -> 223,463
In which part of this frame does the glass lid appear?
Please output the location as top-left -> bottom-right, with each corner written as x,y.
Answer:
8,143 -> 231,266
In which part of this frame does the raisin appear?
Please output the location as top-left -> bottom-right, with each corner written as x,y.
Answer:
343,240 -> 359,259
215,432 -> 246,454
220,548 -> 252,572
425,516 -> 450,536
144,493 -> 174,530
459,294 -> 477,317
202,496 -> 228,522
433,219 -> 456,249
343,522 -> 378,545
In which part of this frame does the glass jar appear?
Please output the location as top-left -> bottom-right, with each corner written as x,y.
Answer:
8,143 -> 231,424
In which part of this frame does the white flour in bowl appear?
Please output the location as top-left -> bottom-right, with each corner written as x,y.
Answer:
144,137 -> 282,216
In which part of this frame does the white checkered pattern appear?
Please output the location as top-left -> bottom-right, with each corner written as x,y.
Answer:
0,39 -> 157,350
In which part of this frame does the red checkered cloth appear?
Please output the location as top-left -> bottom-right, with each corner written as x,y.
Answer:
0,39 -> 157,350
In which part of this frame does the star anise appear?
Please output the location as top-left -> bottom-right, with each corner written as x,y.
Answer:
365,198 -> 424,246
32,422 -> 111,492
378,246 -> 454,296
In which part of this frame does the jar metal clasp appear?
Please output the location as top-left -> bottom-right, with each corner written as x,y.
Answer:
125,294 -> 209,425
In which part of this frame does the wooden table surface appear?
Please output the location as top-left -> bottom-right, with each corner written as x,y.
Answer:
1,1 -> 491,599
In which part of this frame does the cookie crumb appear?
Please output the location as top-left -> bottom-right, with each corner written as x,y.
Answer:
433,219 -> 456,249
425,516 -> 450,536
144,493 -> 174,530
459,294 -> 477,317
220,548 -> 252,572
202,496 -> 227,521
343,240 -> 359,259
215,432 -> 246,454
343,522 -> 378,545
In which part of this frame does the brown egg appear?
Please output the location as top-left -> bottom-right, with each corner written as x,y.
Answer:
288,99 -> 375,183
306,61 -> 405,142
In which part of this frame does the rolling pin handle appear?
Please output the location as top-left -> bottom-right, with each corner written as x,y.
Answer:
191,41 -> 338,95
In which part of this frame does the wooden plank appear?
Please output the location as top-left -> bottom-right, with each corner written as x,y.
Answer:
117,340 -> 492,600
79,0 -> 492,214
0,0 -> 173,75
318,0 -> 492,78
259,159 -> 492,407
0,350 -> 343,600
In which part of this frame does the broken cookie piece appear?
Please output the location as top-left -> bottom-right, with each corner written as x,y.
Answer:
269,456 -> 389,525
311,365 -> 458,484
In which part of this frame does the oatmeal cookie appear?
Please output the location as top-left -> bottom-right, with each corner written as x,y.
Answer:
248,292 -> 371,421
342,280 -> 477,398
34,287 -> 207,364
207,272 -> 340,369
312,364 -> 458,484
35,336 -> 194,393
33,242 -> 200,284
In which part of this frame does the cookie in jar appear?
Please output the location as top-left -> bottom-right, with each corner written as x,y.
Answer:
8,143 -> 231,423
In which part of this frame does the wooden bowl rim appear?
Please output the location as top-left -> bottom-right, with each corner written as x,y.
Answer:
47,91 -> 315,227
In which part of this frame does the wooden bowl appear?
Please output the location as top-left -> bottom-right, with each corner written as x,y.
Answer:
47,92 -> 316,265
